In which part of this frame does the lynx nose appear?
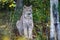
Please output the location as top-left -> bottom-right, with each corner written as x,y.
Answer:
28,13 -> 31,15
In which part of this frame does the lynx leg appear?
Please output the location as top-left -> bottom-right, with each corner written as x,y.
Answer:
16,20 -> 23,36
29,28 -> 33,39
19,26 -> 23,36
29,22 -> 33,39
23,24 -> 28,38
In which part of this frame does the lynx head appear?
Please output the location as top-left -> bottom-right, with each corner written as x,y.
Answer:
23,5 -> 32,19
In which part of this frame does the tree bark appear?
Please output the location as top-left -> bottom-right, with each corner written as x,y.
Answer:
50,0 -> 59,40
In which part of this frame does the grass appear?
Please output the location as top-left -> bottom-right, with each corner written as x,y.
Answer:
1,36 -> 28,40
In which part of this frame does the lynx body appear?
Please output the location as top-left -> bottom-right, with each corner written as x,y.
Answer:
16,5 -> 34,39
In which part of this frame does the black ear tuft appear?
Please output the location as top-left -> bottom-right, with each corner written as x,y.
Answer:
30,5 -> 32,8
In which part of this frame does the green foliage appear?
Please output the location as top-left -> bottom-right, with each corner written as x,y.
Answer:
0,0 -> 60,40
0,0 -> 51,40
0,0 -> 16,10
8,0 -> 50,40
59,2 -> 60,21
29,0 -> 50,40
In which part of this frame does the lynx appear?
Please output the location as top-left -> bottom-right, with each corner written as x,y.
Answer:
16,5 -> 34,39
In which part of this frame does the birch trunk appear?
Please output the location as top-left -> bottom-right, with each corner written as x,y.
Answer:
50,0 -> 59,40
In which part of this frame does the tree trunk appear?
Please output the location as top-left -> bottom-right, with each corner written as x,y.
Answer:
15,0 -> 23,10
15,0 -> 23,17
12,0 -> 23,36
50,0 -> 59,40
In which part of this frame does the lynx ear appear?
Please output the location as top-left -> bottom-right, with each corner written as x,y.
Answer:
30,5 -> 32,8
24,5 -> 27,8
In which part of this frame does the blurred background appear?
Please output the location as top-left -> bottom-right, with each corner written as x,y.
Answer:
0,0 -> 60,40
